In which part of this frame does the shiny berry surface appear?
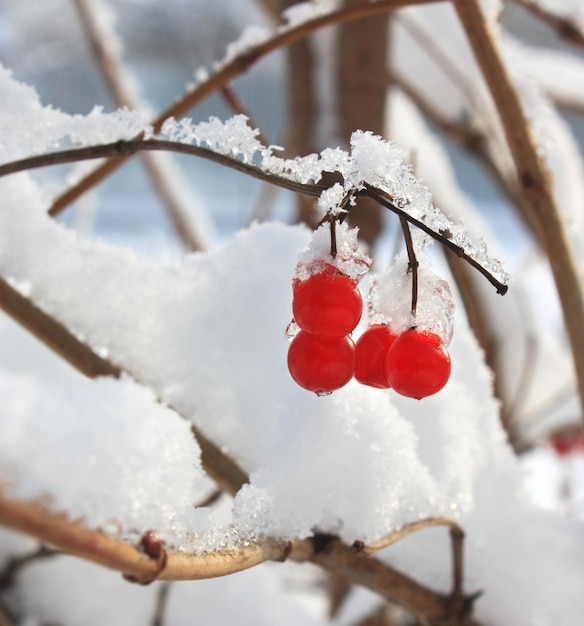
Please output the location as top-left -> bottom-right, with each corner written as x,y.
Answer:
385,330 -> 451,399
292,270 -> 362,337
287,331 -> 355,394
354,325 -> 396,388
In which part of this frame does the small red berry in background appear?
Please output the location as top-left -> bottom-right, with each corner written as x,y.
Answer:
549,430 -> 584,457
354,325 -> 397,389
384,329 -> 451,399
292,268 -> 362,337
287,330 -> 355,395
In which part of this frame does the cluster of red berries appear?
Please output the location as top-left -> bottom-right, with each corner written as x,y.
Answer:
287,264 -> 452,399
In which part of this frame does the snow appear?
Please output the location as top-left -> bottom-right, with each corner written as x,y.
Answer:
368,253 -> 455,344
0,2 -> 584,624
293,221 -> 371,283
280,1 -> 339,29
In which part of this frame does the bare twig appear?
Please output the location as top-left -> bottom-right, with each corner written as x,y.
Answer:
399,216 -> 418,318
366,185 -> 508,295
152,581 -> 173,626
363,517 -> 468,609
0,493 -> 289,582
48,0 -> 440,216
0,545 -> 58,589
0,275 -> 121,379
510,0 -> 584,48
73,0 -> 209,252
452,0 -> 584,431
312,536 -> 476,625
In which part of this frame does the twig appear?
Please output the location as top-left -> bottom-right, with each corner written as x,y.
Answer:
73,0 -> 209,252
365,185 -> 508,295
399,216 -> 418,318
48,0 -> 440,216
152,582 -> 173,626
510,0 -> 584,48
389,71 -> 544,245
220,85 -> 271,149
311,536 -> 473,625
0,140 -> 324,198
0,545 -> 58,589
0,141 -> 508,296
452,0 -> 584,432
0,492 -> 289,582
0,275 -> 121,379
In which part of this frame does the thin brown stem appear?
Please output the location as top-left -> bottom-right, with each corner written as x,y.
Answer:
0,140 -> 323,198
399,216 -> 418,319
312,536 -> 468,625
0,545 -> 58,589
48,0 -> 440,216
73,0 -> 208,251
0,275 -> 121,379
510,0 -> 584,48
330,217 -> 338,258
452,0 -> 584,432
0,493 -> 288,581
151,582 -> 173,626
365,185 -> 508,295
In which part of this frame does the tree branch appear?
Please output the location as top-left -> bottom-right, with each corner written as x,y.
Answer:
452,0 -> 584,432
48,0 -> 440,216
0,140 -> 508,296
73,0 -> 210,252
0,493 -> 288,582
510,0 -> 584,48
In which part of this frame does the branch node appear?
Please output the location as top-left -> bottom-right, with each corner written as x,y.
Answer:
123,531 -> 168,586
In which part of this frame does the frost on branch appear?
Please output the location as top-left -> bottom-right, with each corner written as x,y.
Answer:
280,0 -> 339,28
157,115 -> 509,289
160,115 -> 265,164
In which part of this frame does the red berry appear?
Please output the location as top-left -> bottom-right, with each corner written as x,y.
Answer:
293,269 -> 362,337
385,330 -> 451,399
549,431 -> 584,457
287,330 -> 355,394
354,325 -> 397,388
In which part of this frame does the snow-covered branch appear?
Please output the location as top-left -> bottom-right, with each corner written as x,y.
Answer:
48,0 -> 441,216
0,132 -> 509,295
0,492 -> 289,582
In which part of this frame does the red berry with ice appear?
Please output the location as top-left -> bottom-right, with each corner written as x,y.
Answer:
354,324 -> 397,389
384,329 -> 451,399
287,330 -> 355,394
293,267 -> 363,337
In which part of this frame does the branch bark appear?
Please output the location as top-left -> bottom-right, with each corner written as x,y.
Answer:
0,493 -> 288,582
452,0 -> 584,431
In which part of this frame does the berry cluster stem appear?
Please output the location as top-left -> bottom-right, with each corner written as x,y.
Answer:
330,216 -> 338,259
400,216 -> 419,319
